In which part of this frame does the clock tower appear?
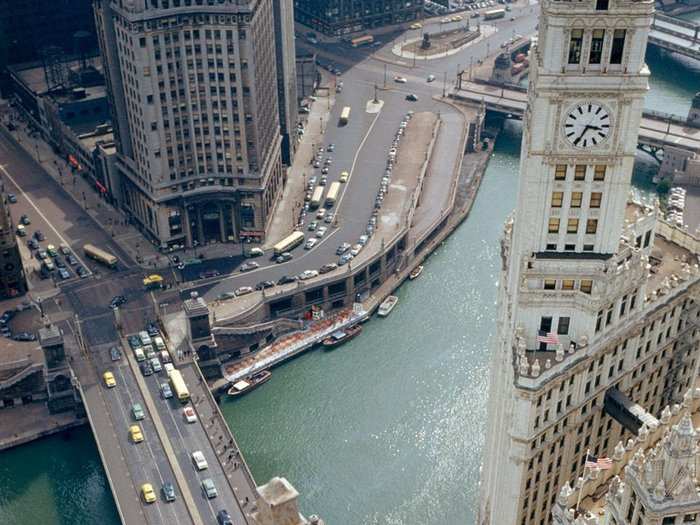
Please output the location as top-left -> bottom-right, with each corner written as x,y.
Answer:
479,0 -> 656,523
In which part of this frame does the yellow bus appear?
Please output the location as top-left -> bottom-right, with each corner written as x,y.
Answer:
84,243 -> 118,268
325,181 -> 341,207
339,106 -> 351,126
273,231 -> 305,256
310,186 -> 324,209
169,369 -> 190,403
351,34 -> 374,47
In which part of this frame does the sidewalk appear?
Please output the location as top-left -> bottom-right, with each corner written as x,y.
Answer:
264,72 -> 336,248
0,102 -> 162,268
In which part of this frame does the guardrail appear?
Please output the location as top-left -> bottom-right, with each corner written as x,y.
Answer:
654,12 -> 700,31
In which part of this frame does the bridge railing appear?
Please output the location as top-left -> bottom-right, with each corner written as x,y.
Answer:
654,12 -> 700,31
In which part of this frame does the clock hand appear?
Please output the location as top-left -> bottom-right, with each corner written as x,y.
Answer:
573,125 -> 592,145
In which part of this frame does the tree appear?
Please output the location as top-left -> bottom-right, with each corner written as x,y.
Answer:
657,179 -> 670,195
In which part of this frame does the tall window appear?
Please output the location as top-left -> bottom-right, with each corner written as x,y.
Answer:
551,191 -> 564,208
581,280 -> 593,294
590,192 -> 602,208
589,30 -> 605,64
596,0 -> 609,9
568,30 -> 584,64
558,317 -> 571,335
574,165 -> 586,181
544,279 -> 557,290
555,164 -> 567,181
567,218 -> 579,234
562,280 -> 575,291
571,192 -> 583,208
593,165 -> 607,181
586,219 -> 598,234
610,29 -> 626,65
549,218 -> 560,233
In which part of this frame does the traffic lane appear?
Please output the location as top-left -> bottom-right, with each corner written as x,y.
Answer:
0,130 -> 136,270
140,370 -> 221,523
104,352 -> 192,525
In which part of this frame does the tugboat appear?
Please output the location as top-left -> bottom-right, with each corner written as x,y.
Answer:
322,324 -> 362,350
409,265 -> 424,280
227,370 -> 272,397
377,295 -> 399,317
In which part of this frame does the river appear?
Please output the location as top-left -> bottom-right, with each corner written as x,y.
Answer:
0,42 -> 698,525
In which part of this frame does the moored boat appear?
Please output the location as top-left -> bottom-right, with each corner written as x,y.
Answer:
377,295 -> 398,317
409,265 -> 424,280
322,324 -> 362,350
227,370 -> 272,397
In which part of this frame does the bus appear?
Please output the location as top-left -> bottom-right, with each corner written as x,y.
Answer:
484,8 -> 506,20
325,181 -> 341,207
339,106 -> 351,126
169,369 -> 190,403
273,231 -> 305,256
84,244 -> 118,268
351,34 -> 374,48
310,186 -> 324,209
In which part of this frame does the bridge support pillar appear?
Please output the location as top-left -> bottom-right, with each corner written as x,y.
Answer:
688,92 -> 700,127
252,477 -> 323,525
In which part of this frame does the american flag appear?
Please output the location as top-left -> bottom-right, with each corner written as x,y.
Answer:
585,454 -> 613,470
537,331 -> 560,345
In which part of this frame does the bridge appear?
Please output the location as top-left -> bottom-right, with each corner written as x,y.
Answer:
451,80 -> 700,155
649,13 -> 700,61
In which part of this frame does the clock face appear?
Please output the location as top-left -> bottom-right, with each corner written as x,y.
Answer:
564,103 -> 611,149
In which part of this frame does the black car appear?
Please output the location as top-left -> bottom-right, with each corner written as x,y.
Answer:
33,230 -> 45,241
13,332 -> 36,342
140,361 -> 154,377
109,295 -> 127,309
128,335 -> 141,349
56,258 -> 66,269
277,275 -> 297,285
217,510 -> 233,525
406,93 -> 419,101
0,310 -> 15,324
76,266 -> 89,278
255,280 -> 275,290
66,255 -> 78,265
146,322 -> 160,337
26,238 -> 39,250
162,482 -> 176,502
275,252 -> 293,264
19,214 -> 30,225
1,326 -> 11,337
7,193 -> 17,203
109,346 -> 122,361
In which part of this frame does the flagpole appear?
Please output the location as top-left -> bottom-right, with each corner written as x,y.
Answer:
575,448 -> 591,514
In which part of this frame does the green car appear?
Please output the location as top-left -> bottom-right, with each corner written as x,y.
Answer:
201,478 -> 217,499
132,403 -> 145,421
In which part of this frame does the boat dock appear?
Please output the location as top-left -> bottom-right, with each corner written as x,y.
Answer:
222,307 -> 367,384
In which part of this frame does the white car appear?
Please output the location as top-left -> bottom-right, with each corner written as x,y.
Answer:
235,286 -> 254,296
350,244 -> 363,257
183,406 -> 197,424
358,235 -> 369,246
427,74 -> 436,82
298,270 -> 319,281
192,451 -> 208,471
393,76 -> 407,84
304,238 -> 319,250
316,226 -> 328,238
316,208 -> 326,220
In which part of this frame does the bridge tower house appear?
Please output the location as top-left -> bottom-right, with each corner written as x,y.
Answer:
39,324 -> 79,414
184,294 -> 220,378
474,0 -> 700,522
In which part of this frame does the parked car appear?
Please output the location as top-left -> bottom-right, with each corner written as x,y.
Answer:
7,193 -> 17,203
15,225 -> 26,237
13,332 -> 36,342
240,262 -> 259,272
336,243 -> 351,255
27,238 -> 39,250
150,357 -> 162,373
76,266 -> 89,278
36,250 -> 48,260
110,295 -> 127,309
58,268 -> 70,280
246,247 -> 264,257
275,252 -> 293,264
59,244 -> 70,255
340,171 -> 349,183
140,361 -> 154,377
324,213 -> 334,224
319,263 -> 338,274
304,238 -> 319,250
33,230 -> 45,241
277,275 -> 297,285
338,253 -> 354,265
255,280 -> 275,290
235,286 -> 254,296
128,335 -> 141,349
298,270 -> 319,280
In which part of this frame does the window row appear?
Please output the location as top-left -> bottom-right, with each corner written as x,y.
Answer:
543,278 -> 593,294
551,191 -> 602,209
568,28 -> 626,66
554,164 -> 606,182
548,218 -> 598,235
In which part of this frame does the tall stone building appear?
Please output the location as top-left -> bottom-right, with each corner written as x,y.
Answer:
293,0 -> 424,37
273,0 -> 298,166
478,0 -> 700,523
0,182 -> 27,298
95,0 -> 286,249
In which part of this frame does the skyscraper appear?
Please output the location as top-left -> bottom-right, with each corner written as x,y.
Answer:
478,0 -> 700,523
273,0 -> 298,166
95,0 -> 286,248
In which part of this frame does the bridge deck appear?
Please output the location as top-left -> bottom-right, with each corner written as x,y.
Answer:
453,81 -> 700,153
649,16 -> 700,59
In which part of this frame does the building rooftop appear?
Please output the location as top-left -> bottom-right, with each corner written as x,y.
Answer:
8,57 -> 104,97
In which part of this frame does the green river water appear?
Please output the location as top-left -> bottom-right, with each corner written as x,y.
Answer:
0,41 -> 698,524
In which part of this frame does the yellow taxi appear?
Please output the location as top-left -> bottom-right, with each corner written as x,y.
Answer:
409,22 -> 422,30
143,274 -> 164,289
129,424 -> 144,443
451,14 -> 463,22
141,483 -> 156,503
339,171 -> 349,183
103,371 -> 116,388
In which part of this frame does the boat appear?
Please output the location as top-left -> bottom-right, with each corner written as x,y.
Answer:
227,370 -> 272,397
377,295 -> 399,317
409,265 -> 424,280
322,324 -> 362,350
